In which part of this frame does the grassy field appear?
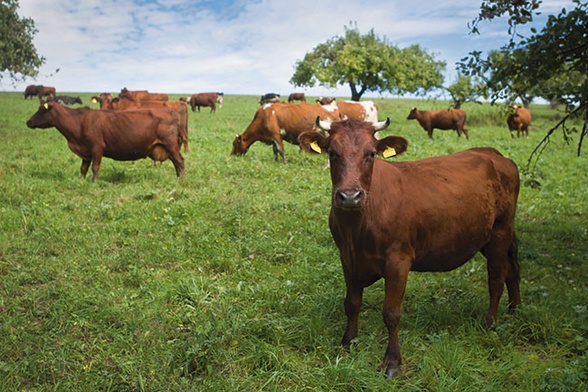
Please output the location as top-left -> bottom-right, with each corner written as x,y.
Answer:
0,92 -> 586,391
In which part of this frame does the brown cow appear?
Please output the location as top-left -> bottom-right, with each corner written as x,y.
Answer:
24,85 -> 56,99
507,105 -> 532,138
321,99 -> 379,123
108,97 -> 189,153
189,92 -> 222,113
316,97 -> 335,105
24,85 -> 42,99
119,88 -> 168,102
407,107 -> 469,139
231,102 -> 339,162
25,101 -> 184,181
288,93 -> 306,103
298,118 -> 520,378
91,93 -> 114,109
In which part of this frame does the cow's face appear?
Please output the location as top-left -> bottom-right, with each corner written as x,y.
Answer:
406,107 -> 418,120
299,118 -> 407,210
26,101 -> 57,129
231,134 -> 248,156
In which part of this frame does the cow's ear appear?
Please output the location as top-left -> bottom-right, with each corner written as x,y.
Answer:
298,132 -> 329,154
376,136 -> 408,158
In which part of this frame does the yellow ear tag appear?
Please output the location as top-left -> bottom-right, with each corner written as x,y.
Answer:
310,141 -> 322,154
382,146 -> 396,158
43,103 -> 49,109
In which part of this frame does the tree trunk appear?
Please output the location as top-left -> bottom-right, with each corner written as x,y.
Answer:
349,82 -> 366,101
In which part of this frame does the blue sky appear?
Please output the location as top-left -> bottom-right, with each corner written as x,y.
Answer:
4,0 -> 575,98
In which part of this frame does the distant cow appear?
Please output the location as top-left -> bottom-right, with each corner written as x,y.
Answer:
26,101 -> 184,181
507,105 -> 531,138
189,92 -> 222,113
288,93 -> 306,103
231,102 -> 339,162
316,97 -> 335,105
24,85 -> 56,100
259,93 -> 281,105
119,88 -> 168,102
407,107 -> 469,139
322,99 -> 379,123
51,95 -> 83,105
298,118 -> 520,378
91,93 -> 114,109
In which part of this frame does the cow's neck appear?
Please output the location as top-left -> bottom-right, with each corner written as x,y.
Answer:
52,106 -> 84,141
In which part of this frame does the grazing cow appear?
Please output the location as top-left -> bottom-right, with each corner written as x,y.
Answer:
91,93 -> 114,109
407,107 -> 469,139
231,102 -> 339,162
24,85 -> 42,99
298,118 -> 520,378
108,97 -> 189,152
322,99 -> 379,123
26,101 -> 185,181
24,85 -> 56,99
119,88 -> 168,102
259,93 -> 281,105
316,97 -> 335,105
189,92 -> 221,113
507,105 -> 532,138
288,93 -> 306,103
50,95 -> 83,105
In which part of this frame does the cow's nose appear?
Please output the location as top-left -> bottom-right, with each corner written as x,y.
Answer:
336,190 -> 364,207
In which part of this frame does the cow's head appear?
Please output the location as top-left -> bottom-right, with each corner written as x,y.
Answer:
231,134 -> 248,156
26,100 -> 58,129
299,118 -> 408,210
406,107 -> 418,120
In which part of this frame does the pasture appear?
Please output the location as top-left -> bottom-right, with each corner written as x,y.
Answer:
0,92 -> 586,391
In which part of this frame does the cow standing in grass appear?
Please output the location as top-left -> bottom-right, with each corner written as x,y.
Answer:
407,107 -> 469,139
507,105 -> 532,138
298,118 -> 520,378
26,101 -> 184,181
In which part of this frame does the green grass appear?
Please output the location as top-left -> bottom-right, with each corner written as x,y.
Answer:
1,92 -> 587,391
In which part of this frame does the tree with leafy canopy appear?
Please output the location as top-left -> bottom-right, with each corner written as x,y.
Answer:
290,23 -> 445,101
446,73 -> 486,108
460,0 -> 588,158
0,0 -> 45,84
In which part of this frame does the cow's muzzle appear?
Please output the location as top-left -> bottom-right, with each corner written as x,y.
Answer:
335,189 -> 365,209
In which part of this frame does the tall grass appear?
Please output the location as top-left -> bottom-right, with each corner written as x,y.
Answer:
0,92 -> 586,391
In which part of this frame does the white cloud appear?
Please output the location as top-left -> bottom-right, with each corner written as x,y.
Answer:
4,0 -> 575,98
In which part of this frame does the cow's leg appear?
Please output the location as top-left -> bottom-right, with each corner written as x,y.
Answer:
80,159 -> 91,178
271,140 -> 286,163
167,149 -> 185,177
427,128 -> 433,139
482,229 -> 517,326
90,155 -> 102,182
381,263 -> 409,378
463,127 -> 470,140
505,235 -> 521,313
341,282 -> 363,351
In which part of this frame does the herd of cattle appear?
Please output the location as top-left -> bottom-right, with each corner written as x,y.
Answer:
23,84 -> 528,377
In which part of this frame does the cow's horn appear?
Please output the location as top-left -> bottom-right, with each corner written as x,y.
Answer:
315,116 -> 332,131
373,117 -> 391,132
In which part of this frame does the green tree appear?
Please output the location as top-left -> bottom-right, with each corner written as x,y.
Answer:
0,0 -> 45,84
446,73 -> 486,108
290,24 -> 445,101
461,0 -> 588,157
